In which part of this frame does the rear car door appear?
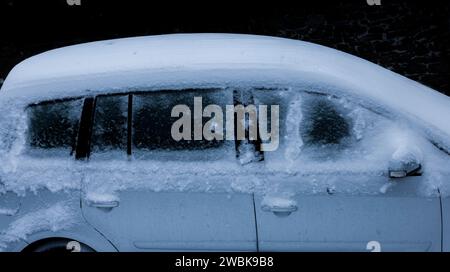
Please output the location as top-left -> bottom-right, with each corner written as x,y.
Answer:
1,98 -> 85,250
81,89 -> 257,251
252,89 -> 441,252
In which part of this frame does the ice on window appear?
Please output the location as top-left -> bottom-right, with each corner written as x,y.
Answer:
132,89 -> 235,161
26,99 -> 83,157
90,95 -> 128,160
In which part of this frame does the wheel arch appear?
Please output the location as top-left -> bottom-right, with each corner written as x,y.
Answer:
19,225 -> 118,252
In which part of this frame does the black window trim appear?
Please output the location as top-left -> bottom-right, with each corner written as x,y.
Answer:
75,97 -> 95,160
127,94 -> 133,156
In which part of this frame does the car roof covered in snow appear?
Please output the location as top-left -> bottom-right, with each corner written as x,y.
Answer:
1,33 -> 450,147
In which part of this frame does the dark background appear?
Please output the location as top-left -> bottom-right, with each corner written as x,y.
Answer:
0,0 -> 449,95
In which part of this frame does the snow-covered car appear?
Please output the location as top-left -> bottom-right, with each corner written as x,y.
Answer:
0,34 -> 450,252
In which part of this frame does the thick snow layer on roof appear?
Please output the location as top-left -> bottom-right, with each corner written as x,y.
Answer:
1,34 -> 449,148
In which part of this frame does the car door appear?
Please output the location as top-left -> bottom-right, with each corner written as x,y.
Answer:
252,89 -> 442,252
1,98 -> 85,250
81,89 -> 257,252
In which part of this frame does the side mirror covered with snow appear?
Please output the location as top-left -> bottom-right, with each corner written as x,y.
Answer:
388,144 -> 423,179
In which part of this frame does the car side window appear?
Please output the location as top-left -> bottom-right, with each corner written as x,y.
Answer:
298,93 -> 355,159
254,89 -> 393,168
132,89 -> 235,161
90,94 -> 128,159
301,94 -> 351,146
26,98 -> 83,157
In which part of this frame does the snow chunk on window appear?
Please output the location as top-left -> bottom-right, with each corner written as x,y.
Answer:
283,93 -> 304,162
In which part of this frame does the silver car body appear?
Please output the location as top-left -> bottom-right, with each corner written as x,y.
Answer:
0,34 -> 449,252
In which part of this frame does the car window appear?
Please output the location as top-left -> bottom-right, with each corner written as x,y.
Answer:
26,98 -> 83,157
253,89 -> 395,170
132,89 -> 235,161
90,94 -> 128,159
298,93 -> 355,159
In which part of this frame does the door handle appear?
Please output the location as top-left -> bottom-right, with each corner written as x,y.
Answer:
87,200 -> 120,209
260,197 -> 298,216
261,205 -> 298,213
261,196 -> 298,213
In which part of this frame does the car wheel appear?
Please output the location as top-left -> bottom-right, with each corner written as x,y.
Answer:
24,238 -> 95,252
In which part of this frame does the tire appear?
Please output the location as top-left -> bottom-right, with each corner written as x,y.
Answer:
24,238 -> 95,253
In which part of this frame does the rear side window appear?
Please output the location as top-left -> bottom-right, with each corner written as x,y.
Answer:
90,95 -> 128,159
27,99 -> 83,156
